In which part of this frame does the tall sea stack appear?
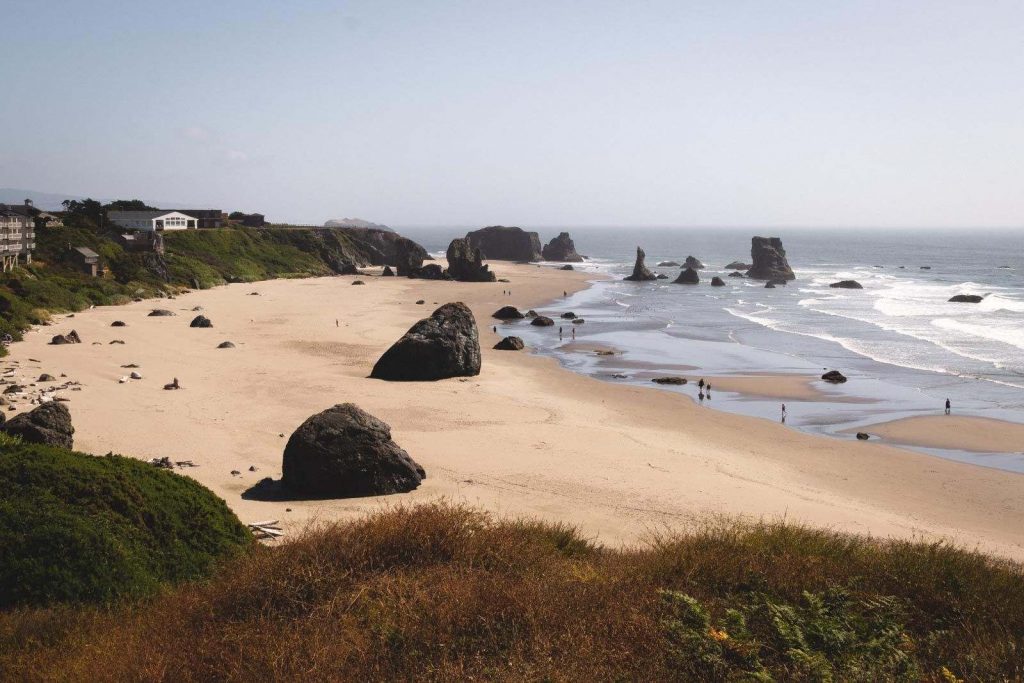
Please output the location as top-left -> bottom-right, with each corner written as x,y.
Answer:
746,236 -> 795,281
624,247 -> 657,281
465,226 -> 543,262
541,232 -> 584,262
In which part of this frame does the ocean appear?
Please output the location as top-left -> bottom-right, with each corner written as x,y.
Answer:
399,226 -> 1024,471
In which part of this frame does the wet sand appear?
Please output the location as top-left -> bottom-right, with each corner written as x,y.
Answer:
853,415 -> 1024,454
8,263 -> 1024,560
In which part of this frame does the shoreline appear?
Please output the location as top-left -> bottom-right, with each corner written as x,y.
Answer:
8,263 -> 1024,560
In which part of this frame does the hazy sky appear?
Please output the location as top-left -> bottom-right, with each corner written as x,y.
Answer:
3,1 -> 1023,227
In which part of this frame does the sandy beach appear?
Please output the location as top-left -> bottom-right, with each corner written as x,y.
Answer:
853,415 -> 1024,454
8,263 -> 1024,560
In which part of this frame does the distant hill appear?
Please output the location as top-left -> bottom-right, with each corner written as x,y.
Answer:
0,188 -> 97,210
324,217 -> 392,231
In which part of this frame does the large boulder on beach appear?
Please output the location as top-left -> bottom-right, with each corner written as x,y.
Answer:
445,237 -> 496,282
394,237 -> 427,277
408,263 -> 448,280
531,316 -> 555,327
830,280 -> 863,289
281,403 -> 425,498
370,302 -> 481,381
949,294 -> 984,303
673,267 -> 700,285
541,232 -> 584,262
1,402 -> 74,449
624,247 -> 657,281
382,266 -> 395,276
111,320 -> 127,327
189,315 -> 213,328
50,330 -> 81,345
710,276 -> 726,287
683,256 -> 704,270
746,237 -> 795,281
493,306 -> 525,320
821,370 -> 847,383
465,226 -> 542,262
493,336 -> 524,351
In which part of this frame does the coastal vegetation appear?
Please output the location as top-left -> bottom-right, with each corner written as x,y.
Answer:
1,501 -> 1022,680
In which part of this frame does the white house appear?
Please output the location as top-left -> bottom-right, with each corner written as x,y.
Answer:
107,210 -> 198,232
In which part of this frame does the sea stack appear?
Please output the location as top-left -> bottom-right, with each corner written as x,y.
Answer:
672,267 -> 700,284
465,226 -> 543,262
541,232 -> 584,262
445,238 -> 496,282
683,256 -> 705,270
624,247 -> 657,281
746,237 -> 795,281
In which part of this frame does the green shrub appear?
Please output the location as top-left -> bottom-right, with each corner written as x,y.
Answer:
0,436 -> 252,608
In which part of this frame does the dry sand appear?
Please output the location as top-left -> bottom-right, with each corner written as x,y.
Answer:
10,263 -> 1024,560
854,415 -> 1024,454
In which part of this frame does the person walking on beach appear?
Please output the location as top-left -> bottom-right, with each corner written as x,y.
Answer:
698,378 -> 705,391
559,326 -> 563,340
335,319 -> 339,327
945,398 -> 951,415
571,327 -> 576,340
781,403 -> 787,423
705,382 -> 712,397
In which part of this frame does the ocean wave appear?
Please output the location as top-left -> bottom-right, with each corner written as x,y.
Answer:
931,318 -> 1024,352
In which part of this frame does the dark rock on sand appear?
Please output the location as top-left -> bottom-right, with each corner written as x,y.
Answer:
445,237 -> 496,282
382,266 -> 395,276
531,316 -> 555,327
492,306 -> 525,320
821,370 -> 847,383
746,237 -> 795,281
856,432 -> 870,440
281,403 -> 425,498
111,320 -> 127,327
465,226 -> 543,262
190,315 -> 213,328
409,263 -> 448,280
370,302 -> 481,381
710,276 -> 726,287
50,330 -> 82,345
725,261 -> 752,270
560,264 -> 574,270
541,232 -> 584,262
624,247 -> 657,281
352,280 -> 365,285
560,312 -> 576,319
2,385 -> 21,394
651,377 -> 687,385
394,237 -> 427,276
493,336 -> 525,351
683,256 -> 704,270
673,267 -> 700,285
149,309 -> 175,317
217,341 -> 236,349
416,299 -> 425,305
830,280 -> 864,289
1,402 -> 74,449
38,374 -> 56,382
337,262 -> 359,275
949,294 -> 984,303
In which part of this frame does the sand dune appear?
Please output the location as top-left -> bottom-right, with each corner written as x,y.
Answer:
8,263 -> 1024,560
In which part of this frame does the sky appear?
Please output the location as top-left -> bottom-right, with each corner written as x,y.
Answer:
2,0 -> 1023,228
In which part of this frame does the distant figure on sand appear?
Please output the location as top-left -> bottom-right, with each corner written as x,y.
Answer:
945,398 -> 951,415
781,403 -> 787,423
698,378 -> 704,390
335,319 -> 339,327
493,326 -> 497,333
559,326 -> 563,340
698,390 -> 704,403
571,327 -> 575,340
706,382 -> 712,396
563,290 -> 567,297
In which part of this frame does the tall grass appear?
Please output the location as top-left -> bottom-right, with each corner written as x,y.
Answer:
1,503 -> 1021,681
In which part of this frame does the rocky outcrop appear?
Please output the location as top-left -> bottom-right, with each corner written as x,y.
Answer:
1,402 -> 73,449
382,266 -> 395,276
465,226 -> 542,262
337,262 -> 359,275
190,315 -> 213,328
683,256 -> 704,270
560,312 -> 576,319
351,280 -> 365,285
746,237 -> 795,281
392,237 -> 427,276
624,247 -> 657,281
725,261 -> 752,270
370,303 -> 481,381
710,276 -> 726,287
50,330 -> 81,345
728,271 -> 745,278
111,320 -> 127,327
531,316 -> 554,327
408,263 -> 448,280
493,336 -> 524,351
673,268 -> 700,285
492,306 -> 525,320
445,238 -> 496,282
541,232 -> 584,262
657,261 -> 680,267
281,403 -> 424,498
830,280 -> 863,289
821,370 -> 847,383
949,294 -> 984,303
217,341 -> 235,348
560,264 -> 574,270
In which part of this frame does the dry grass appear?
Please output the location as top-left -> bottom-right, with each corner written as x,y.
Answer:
2,503 -> 1023,682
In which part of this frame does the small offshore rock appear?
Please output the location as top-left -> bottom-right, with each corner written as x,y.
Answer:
822,370 -> 847,383
493,336 -> 525,351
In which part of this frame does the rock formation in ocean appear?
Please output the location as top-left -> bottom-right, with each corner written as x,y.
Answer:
658,261 -> 680,267
728,271 -> 745,278
190,315 -> 213,328
531,316 -> 554,327
683,256 -> 705,270
830,280 -> 863,289
746,237 -> 795,281
541,232 -> 584,262
764,282 -> 776,289
465,226 -> 543,262
281,403 -> 424,498
949,294 -> 984,303
492,306 -> 525,319
445,238 -> 496,282
560,312 -> 576,319
673,267 -> 700,284
493,336 -> 525,350
710,276 -> 725,287
1,402 -> 74,449
725,261 -> 752,270
370,302 -> 481,381
821,370 -> 847,383
624,247 -> 657,281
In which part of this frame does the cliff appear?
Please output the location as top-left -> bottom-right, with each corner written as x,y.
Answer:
465,226 -> 542,262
